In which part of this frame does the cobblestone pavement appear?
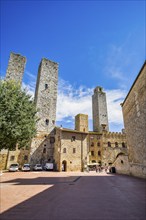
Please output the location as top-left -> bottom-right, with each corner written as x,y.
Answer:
0,171 -> 146,220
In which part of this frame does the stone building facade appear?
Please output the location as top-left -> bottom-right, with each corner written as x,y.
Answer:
121,61 -> 146,178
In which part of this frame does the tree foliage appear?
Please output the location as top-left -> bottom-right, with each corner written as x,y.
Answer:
0,80 -> 38,150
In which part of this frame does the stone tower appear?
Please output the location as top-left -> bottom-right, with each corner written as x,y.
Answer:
75,114 -> 88,132
6,52 -> 26,84
92,86 -> 109,132
35,58 -> 58,134
30,58 -> 58,165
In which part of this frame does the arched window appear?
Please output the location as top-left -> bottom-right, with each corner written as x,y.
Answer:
98,151 -> 101,156
122,142 -> 126,148
63,148 -> 66,153
97,142 -> 100,147
115,142 -> 118,147
91,151 -> 94,156
107,142 -> 111,147
91,142 -> 94,147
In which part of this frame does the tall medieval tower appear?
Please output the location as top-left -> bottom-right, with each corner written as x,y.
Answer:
6,52 -> 26,83
35,58 -> 58,134
92,86 -> 109,132
30,58 -> 58,165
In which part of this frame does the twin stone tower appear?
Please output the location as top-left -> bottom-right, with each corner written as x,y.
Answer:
5,52 -> 109,166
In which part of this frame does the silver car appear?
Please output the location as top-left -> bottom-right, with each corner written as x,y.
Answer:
22,164 -> 31,171
9,163 -> 19,172
33,164 -> 43,171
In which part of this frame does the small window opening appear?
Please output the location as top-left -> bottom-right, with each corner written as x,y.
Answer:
71,136 -> 76,142
45,84 -> 48,89
63,148 -> 66,153
91,151 -> 94,156
97,142 -> 100,147
46,119 -> 49,125
108,142 -> 111,147
115,142 -> 118,147
98,151 -> 101,156
122,142 -> 126,148
10,156 -> 15,161
73,148 -> 76,153
24,155 -> 28,160
43,148 -> 46,153
121,160 -> 124,164
91,142 -> 94,147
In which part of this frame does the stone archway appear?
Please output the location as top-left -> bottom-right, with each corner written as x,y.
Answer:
62,160 -> 67,172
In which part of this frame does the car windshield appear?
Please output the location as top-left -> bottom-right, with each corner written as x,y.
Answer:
36,164 -> 42,167
10,164 -> 18,167
24,164 -> 30,167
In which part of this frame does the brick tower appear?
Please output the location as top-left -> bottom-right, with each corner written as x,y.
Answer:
6,52 -> 26,83
92,86 -> 109,132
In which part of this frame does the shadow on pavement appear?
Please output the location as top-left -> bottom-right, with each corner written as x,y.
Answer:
1,175 -> 146,220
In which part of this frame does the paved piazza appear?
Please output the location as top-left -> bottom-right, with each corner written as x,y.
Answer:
0,171 -> 146,220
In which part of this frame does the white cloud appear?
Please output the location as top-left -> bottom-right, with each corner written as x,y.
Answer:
22,77 -> 126,131
106,89 -> 126,125
57,79 -> 93,121
22,82 -> 35,99
57,79 -> 126,130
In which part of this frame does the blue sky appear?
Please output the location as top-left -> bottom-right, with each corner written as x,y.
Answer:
0,0 -> 145,131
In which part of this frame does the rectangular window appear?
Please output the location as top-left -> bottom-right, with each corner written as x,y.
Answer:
46,119 -> 49,125
71,136 -> 76,142
45,84 -> 48,89
24,155 -> 28,160
73,148 -> 76,153
10,156 -> 15,161
91,151 -> 94,156
43,148 -> 46,153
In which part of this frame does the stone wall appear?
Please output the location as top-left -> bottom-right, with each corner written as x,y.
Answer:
0,149 -> 8,170
102,131 -> 127,166
92,86 -> 109,132
122,62 -> 146,178
6,52 -> 26,84
30,131 -> 56,166
75,114 -> 88,132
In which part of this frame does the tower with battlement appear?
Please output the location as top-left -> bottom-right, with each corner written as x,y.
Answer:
35,58 -> 58,134
6,52 -> 26,84
92,86 -> 109,132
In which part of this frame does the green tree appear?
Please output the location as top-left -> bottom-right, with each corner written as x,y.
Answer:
0,80 -> 38,150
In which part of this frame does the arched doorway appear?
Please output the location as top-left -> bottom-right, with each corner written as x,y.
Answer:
62,160 -> 67,172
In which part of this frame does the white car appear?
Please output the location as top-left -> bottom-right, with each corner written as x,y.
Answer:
22,164 -> 31,171
44,163 -> 54,171
9,163 -> 19,172
33,164 -> 43,171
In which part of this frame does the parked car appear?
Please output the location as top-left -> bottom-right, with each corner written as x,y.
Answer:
44,163 -> 54,171
33,164 -> 43,171
22,164 -> 31,171
9,163 -> 19,172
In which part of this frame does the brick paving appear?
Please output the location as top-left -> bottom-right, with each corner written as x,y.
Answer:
0,171 -> 146,220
